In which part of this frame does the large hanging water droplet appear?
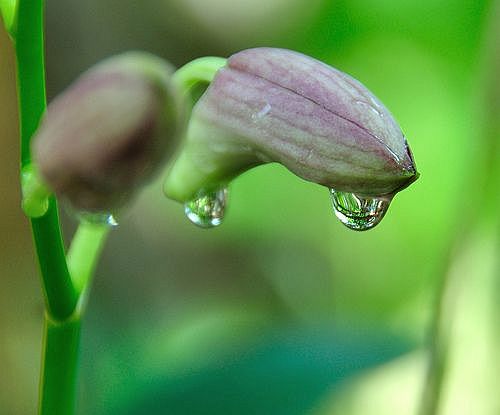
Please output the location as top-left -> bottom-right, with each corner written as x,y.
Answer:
76,211 -> 119,227
329,189 -> 391,231
184,187 -> 228,228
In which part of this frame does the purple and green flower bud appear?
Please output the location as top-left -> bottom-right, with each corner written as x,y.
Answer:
164,47 -> 418,230
165,48 -> 417,198
32,51 -> 186,215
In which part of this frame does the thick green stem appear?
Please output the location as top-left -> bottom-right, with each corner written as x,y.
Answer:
16,0 -> 44,166
14,1 -> 110,414
31,198 -> 78,319
16,0 -> 77,320
39,315 -> 82,415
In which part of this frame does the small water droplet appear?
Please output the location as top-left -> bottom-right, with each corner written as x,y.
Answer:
354,99 -> 384,118
329,189 -> 391,231
252,103 -> 271,120
184,187 -> 228,228
76,211 -> 119,227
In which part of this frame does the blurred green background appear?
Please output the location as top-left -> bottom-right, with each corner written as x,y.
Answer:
1,0 -> 499,414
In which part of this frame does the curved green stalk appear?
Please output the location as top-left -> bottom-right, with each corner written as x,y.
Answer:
172,56 -> 226,99
67,223 -> 110,296
171,56 -> 225,116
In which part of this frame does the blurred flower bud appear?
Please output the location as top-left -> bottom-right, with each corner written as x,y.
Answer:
32,51 -> 185,213
164,47 -> 418,203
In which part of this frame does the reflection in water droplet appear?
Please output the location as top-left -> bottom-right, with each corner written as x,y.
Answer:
77,211 -> 119,227
329,189 -> 391,231
184,187 -> 228,228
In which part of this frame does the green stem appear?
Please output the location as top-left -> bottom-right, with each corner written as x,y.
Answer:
67,223 -> 110,296
35,221 -> 109,415
16,0 -> 45,166
172,56 -> 226,100
14,1 -> 111,414
418,237 -> 458,415
15,1 -> 81,414
39,315 -> 82,415
16,0 -> 77,320
31,198 -> 78,318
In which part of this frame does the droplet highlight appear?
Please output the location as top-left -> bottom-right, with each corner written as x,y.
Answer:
184,187 -> 228,228
329,189 -> 391,231
252,102 -> 272,120
76,211 -> 119,227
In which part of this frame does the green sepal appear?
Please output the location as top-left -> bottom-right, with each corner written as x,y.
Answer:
21,164 -> 51,218
163,57 -> 227,202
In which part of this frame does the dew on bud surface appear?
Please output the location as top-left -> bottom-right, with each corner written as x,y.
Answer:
329,189 -> 391,231
184,187 -> 228,228
251,103 -> 272,120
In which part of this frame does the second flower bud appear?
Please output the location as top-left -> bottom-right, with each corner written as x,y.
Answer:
31,52 -> 186,220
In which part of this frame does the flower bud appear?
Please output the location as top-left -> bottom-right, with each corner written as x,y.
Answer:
32,51 -> 185,213
164,47 -> 417,202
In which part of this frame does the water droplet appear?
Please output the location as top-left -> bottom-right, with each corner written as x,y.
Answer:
354,99 -> 384,118
184,187 -> 228,228
252,103 -> 271,120
329,189 -> 391,231
76,211 -> 119,227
